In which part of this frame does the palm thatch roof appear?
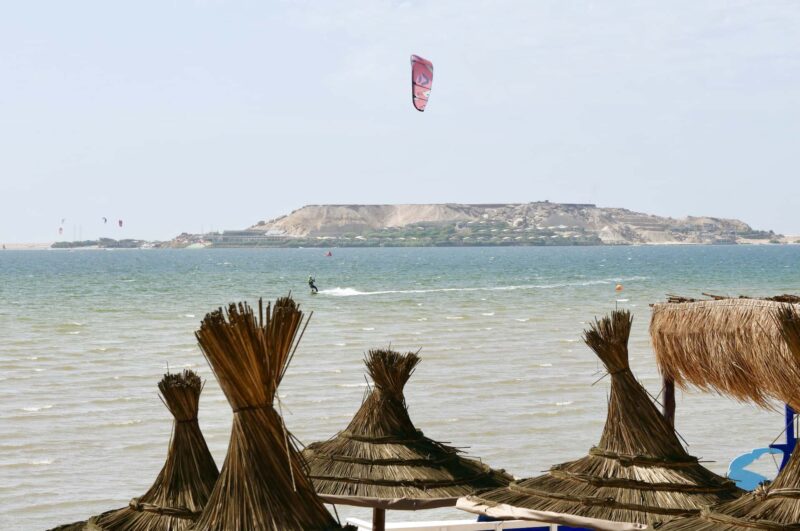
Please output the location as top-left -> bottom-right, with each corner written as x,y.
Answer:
302,348 -> 512,510
47,370 -> 219,531
190,298 -> 342,531
458,311 -> 742,531
650,297 -> 800,410
658,305 -> 800,531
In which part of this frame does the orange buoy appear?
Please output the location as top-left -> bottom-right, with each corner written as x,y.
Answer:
615,284 -> 623,292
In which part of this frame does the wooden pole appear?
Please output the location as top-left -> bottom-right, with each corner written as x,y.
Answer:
663,376 -> 675,426
372,507 -> 386,531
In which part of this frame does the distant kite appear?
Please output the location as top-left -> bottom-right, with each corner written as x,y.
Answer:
102,217 -> 108,224
410,55 -> 433,112
118,219 -> 123,228
58,227 -> 63,235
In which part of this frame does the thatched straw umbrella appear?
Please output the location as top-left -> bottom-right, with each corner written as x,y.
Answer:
92,369 -> 219,530
658,305 -> 800,530
190,298 -> 342,531
303,348 -> 512,531
650,298 -> 800,411
458,311 -> 742,531
47,369 -> 219,531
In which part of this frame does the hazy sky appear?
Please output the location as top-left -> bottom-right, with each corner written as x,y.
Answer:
2,1 -> 799,242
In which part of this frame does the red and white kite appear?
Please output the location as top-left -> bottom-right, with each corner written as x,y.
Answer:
411,55 -> 433,112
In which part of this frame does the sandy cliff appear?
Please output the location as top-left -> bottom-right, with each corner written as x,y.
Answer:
246,203 -> 766,245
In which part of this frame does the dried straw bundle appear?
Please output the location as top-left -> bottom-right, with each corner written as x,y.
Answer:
651,298 -> 800,410
190,298 -> 340,531
48,522 -> 90,531
47,370 -> 219,531
303,349 -> 511,511
458,311 -> 741,531
659,305 -> 800,531
92,369 -> 219,531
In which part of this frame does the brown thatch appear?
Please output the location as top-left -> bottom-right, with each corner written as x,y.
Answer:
651,298 -> 800,410
458,311 -> 742,531
303,349 -> 511,513
190,298 -> 341,531
47,370 -> 219,531
47,522 -> 91,531
659,305 -> 800,531
92,370 -> 219,530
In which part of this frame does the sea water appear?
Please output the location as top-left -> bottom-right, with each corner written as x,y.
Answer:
1,245 -> 799,530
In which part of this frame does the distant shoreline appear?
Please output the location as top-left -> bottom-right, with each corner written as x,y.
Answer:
3,239 -> 797,250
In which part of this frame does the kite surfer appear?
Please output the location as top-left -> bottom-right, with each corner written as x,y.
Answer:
308,276 -> 319,294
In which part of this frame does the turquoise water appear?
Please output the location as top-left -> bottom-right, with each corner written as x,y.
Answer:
1,245 -> 799,529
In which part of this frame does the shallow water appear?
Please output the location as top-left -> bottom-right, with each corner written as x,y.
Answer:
1,246 -> 799,530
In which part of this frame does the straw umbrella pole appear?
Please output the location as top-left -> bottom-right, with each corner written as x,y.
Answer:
458,311 -> 742,531
658,304 -> 800,530
303,349 -> 511,531
190,298 -> 342,531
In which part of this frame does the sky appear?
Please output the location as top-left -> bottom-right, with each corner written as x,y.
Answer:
1,1 -> 799,242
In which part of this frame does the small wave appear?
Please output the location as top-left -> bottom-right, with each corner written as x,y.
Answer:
556,401 -> 574,407
539,363 -> 553,367
417,317 -> 427,321
112,419 -> 143,426
67,331 -> 81,335
29,459 -> 54,466
120,279 -> 136,283
295,368 -> 343,375
481,312 -> 495,316
338,383 -> 369,388
334,343 -> 347,347
362,327 -> 375,331
22,405 -> 53,412
446,316 -> 464,320
184,314 -> 196,318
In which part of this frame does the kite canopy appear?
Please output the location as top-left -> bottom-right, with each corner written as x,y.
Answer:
650,297 -> 800,411
410,55 -> 433,111
303,349 -> 511,510
659,305 -> 800,531
458,311 -> 742,531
